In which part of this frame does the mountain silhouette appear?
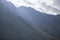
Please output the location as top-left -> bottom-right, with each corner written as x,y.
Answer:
0,0 -> 60,40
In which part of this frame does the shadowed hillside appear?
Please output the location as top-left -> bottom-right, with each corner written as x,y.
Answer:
0,0 -> 60,40
17,6 -> 60,38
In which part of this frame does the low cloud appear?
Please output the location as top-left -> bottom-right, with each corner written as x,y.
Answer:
7,0 -> 60,15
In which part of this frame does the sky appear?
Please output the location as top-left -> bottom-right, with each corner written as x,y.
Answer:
6,0 -> 60,15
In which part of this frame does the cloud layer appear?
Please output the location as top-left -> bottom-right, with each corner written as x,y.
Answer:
7,0 -> 60,15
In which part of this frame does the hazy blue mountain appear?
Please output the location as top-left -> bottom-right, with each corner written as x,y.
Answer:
0,0 -> 60,40
17,6 -> 60,38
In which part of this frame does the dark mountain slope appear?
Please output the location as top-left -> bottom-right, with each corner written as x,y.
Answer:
0,0 -> 60,40
17,6 -> 60,39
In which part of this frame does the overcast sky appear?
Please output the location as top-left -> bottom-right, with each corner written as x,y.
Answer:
7,0 -> 60,15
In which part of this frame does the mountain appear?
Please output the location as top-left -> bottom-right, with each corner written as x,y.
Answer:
0,0 -> 60,40
17,6 -> 60,38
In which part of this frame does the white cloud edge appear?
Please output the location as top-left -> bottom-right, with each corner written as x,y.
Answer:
7,0 -> 60,15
